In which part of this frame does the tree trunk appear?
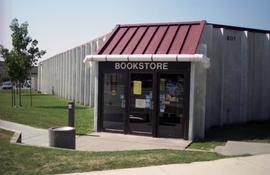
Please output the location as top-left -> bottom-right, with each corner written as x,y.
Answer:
13,84 -> 16,106
19,84 -> 22,107
11,85 -> 14,107
16,83 -> 18,95
30,71 -> 32,107
30,85 -> 32,106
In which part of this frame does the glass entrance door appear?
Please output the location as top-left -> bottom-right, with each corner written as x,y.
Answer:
102,73 -> 125,131
101,72 -> 187,138
158,74 -> 185,138
129,73 -> 153,135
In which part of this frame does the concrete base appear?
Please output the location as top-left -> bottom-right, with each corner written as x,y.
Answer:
49,127 -> 75,149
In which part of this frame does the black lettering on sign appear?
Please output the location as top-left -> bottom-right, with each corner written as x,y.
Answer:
227,35 -> 236,41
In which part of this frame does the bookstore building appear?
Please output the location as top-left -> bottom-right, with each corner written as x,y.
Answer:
84,20 -> 270,140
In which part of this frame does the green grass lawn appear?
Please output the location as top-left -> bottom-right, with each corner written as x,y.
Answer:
189,121 -> 270,151
0,128 -> 227,175
0,89 -> 93,134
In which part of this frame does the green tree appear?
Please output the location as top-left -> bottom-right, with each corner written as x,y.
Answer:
0,18 -> 46,107
28,39 -> 46,106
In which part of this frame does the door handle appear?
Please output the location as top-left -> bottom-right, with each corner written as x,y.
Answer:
151,101 -> 154,110
121,99 -> 125,108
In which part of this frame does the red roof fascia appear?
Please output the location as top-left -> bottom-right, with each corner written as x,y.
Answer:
118,20 -> 204,27
210,22 -> 270,34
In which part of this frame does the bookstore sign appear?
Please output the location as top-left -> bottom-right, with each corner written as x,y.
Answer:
114,62 -> 169,71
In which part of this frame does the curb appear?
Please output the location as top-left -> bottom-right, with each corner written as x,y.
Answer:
10,131 -> 22,143
185,148 -> 216,153
0,126 -> 22,143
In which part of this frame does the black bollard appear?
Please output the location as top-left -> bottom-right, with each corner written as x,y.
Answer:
68,101 -> 75,127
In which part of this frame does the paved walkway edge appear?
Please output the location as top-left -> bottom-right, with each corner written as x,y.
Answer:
215,141 -> 270,156
59,153 -> 270,175
0,119 -> 191,151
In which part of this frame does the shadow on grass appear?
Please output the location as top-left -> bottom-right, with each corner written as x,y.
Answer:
76,133 -> 91,136
22,93 -> 51,97
36,105 -> 88,110
203,121 -> 270,142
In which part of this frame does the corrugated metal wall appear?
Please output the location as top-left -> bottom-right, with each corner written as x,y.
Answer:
200,25 -> 270,129
37,36 -> 106,107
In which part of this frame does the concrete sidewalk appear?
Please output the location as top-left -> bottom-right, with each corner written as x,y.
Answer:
215,141 -> 270,156
76,132 -> 191,151
0,119 -> 191,151
0,119 -> 49,147
61,153 -> 270,175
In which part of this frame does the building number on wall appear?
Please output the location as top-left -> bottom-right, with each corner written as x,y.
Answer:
227,35 -> 236,41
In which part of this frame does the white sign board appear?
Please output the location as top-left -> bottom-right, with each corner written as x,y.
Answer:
135,99 -> 146,108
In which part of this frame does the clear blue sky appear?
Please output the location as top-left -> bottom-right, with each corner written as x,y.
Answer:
1,0 -> 270,60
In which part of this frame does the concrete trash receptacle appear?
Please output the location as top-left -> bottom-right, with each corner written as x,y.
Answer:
49,127 -> 75,149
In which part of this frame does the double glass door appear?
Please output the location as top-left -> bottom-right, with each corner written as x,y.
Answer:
102,72 -> 186,138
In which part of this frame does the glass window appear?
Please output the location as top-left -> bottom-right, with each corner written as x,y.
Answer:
159,74 -> 185,138
103,73 -> 125,131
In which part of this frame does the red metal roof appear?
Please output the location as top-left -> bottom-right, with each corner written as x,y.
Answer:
98,20 -> 206,55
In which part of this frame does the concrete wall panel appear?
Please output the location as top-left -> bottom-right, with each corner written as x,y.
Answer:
65,52 -> 68,98
77,47 -> 80,102
80,45 -> 86,104
247,32 -> 255,121
239,31 -> 248,123
72,48 -> 76,101
260,34 -> 270,119
84,43 -> 91,106
67,52 -> 71,99
90,41 -> 97,107
221,29 -> 242,124
38,36 -> 105,106
202,26 -> 223,129
268,34 -> 270,120
200,25 -> 270,131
